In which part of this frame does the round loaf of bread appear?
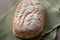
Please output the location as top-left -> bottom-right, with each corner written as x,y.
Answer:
13,0 -> 45,39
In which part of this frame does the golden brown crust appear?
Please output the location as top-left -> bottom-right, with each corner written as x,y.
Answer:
13,0 -> 45,38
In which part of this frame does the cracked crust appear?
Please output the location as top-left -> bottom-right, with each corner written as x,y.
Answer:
13,0 -> 45,38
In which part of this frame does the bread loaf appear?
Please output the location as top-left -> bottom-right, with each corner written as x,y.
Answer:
13,0 -> 45,39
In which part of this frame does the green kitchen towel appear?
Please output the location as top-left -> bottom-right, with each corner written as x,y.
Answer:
0,0 -> 60,40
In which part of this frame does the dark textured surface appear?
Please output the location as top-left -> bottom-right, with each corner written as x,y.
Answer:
0,0 -> 59,40
0,0 -> 18,16
55,26 -> 60,40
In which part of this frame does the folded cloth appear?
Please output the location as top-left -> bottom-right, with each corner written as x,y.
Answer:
0,0 -> 60,40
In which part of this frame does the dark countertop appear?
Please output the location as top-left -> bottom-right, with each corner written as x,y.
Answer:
0,0 -> 60,40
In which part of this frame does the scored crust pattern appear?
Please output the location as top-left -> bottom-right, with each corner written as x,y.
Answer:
13,0 -> 45,38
